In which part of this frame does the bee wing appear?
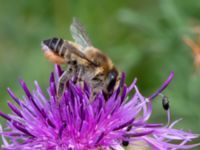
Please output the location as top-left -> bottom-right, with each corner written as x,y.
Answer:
70,18 -> 92,49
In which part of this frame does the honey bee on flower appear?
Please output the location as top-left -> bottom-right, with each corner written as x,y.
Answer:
42,18 -> 119,102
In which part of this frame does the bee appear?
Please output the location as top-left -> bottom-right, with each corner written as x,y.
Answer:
41,18 -> 120,101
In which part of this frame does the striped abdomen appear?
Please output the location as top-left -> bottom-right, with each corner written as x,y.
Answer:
42,37 -> 98,65
43,37 -> 66,57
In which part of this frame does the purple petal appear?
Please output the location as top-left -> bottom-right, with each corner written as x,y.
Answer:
0,66 -> 199,149
148,71 -> 174,100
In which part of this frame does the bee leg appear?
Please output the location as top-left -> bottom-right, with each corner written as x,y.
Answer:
90,76 -> 104,101
57,67 -> 73,99
77,65 -> 85,81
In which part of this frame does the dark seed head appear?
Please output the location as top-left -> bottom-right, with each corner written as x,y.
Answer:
162,95 -> 169,111
122,140 -> 129,146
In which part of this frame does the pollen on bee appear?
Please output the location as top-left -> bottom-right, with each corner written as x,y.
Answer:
44,50 -> 65,64
41,42 -> 65,64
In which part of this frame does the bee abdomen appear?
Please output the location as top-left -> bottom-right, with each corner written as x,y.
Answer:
43,37 -> 64,56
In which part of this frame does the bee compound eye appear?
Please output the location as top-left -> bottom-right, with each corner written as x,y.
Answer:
107,70 -> 118,92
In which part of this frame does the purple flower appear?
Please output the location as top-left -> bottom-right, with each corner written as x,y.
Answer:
0,65 -> 199,150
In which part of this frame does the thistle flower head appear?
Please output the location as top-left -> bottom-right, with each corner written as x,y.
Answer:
0,65 -> 199,150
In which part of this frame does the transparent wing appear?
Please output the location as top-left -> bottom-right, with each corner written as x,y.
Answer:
70,18 -> 92,49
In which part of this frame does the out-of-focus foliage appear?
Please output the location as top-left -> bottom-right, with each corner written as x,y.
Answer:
0,0 -> 199,148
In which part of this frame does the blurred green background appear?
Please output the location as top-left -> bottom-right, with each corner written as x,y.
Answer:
0,0 -> 200,148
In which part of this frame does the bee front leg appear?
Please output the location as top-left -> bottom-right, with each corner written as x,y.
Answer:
90,76 -> 104,101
